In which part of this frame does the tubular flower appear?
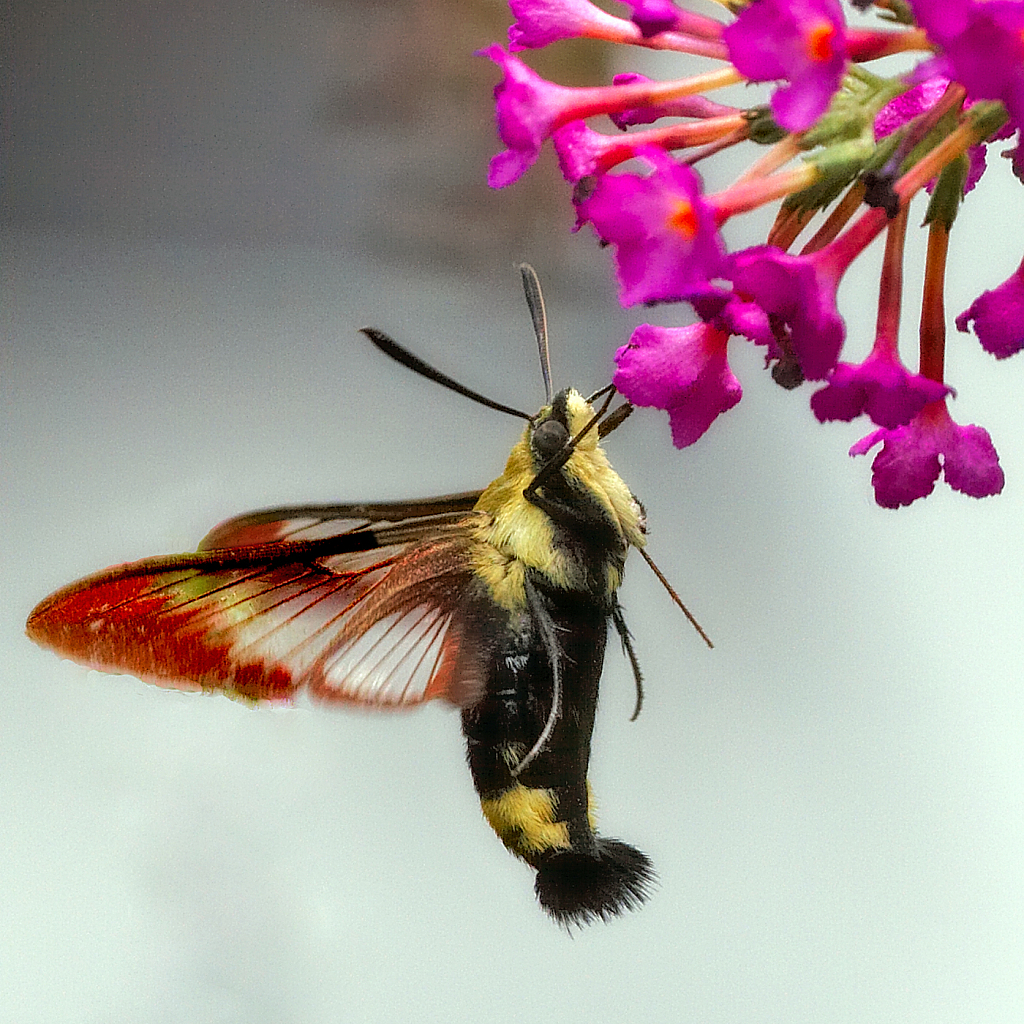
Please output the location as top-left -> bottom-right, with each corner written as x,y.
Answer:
614,323 -> 741,448
553,114 -> 747,185
624,0 -> 687,38
575,149 -> 727,306
622,1 -> 724,40
956,256 -> 1024,359
508,0 -> 637,50
851,400 -> 1004,508
909,1 -> 1024,126
482,46 -> 588,188
811,344 -> 951,429
727,244 -> 846,381
482,0 -> 1019,507
723,0 -> 848,132
607,74 -> 737,130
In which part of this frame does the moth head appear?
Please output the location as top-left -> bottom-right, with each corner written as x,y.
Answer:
529,389 -> 600,466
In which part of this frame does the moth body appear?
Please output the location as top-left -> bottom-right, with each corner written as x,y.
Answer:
461,388 -> 652,924
26,276 -> 663,926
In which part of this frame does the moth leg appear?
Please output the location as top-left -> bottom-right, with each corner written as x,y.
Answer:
611,599 -> 644,722
510,576 -> 562,778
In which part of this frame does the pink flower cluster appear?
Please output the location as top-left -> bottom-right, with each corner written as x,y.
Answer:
481,0 -> 1022,508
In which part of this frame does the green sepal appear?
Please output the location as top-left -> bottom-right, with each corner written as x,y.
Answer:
800,68 -> 907,150
745,107 -> 787,145
967,100 -> 1010,144
874,0 -> 915,25
783,140 -> 875,215
924,153 -> 967,230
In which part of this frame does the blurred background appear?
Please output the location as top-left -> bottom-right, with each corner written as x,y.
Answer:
5,2 -> 1024,1021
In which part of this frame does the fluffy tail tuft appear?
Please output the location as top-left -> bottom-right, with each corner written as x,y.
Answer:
534,838 -> 655,927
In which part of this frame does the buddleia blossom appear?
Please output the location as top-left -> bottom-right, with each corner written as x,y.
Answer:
507,0 -> 638,50
607,73 -> 737,129
614,322 -> 741,447
625,1 -> 692,38
909,1 -> 1024,132
955,257 -> 1024,358
727,243 -> 847,381
481,0 -> 1020,508
873,75 -> 990,193
723,0 -> 848,133
810,344 -> 951,429
574,147 -> 727,306
851,401 -> 1004,508
809,201 -> 951,425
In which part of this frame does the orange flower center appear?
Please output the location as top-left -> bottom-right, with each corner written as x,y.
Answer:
668,199 -> 699,241
805,21 -> 835,63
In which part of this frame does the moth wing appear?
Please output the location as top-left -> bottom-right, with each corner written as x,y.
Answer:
198,492 -> 484,549
27,517 -> 488,709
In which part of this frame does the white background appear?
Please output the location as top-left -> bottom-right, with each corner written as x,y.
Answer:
5,3 -> 1024,1022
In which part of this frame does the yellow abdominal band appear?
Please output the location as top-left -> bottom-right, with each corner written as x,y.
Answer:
480,782 -> 600,861
480,785 -> 571,859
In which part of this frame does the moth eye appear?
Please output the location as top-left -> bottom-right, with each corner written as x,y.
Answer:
532,418 -> 569,458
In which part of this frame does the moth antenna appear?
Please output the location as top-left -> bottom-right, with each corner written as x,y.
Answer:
360,327 -> 532,421
519,263 -> 553,405
512,579 -> 562,778
636,545 -> 714,649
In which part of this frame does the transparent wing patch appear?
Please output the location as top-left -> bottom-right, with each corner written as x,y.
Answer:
28,532 -> 485,709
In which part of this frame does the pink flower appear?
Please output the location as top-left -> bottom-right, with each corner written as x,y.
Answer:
723,0 -> 848,132
482,48 -> 737,188
479,0 -> 1021,508
911,1 -> 1024,127
608,73 -> 737,129
622,1 -> 725,40
508,0 -> 630,50
874,75 -> 989,194
907,0 -> 972,41
727,244 -> 846,380
955,257 -> 1024,359
553,112 -> 746,184
614,322 -> 741,447
481,46 -> 581,188
575,149 -> 726,306
851,400 -> 1004,508
811,343 -> 951,429
553,120 -> 635,183
622,0 -> 683,37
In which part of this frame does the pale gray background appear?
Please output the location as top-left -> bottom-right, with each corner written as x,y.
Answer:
5,3 -> 1024,1022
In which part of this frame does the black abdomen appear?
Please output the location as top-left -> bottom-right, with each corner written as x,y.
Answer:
460,580 -> 654,925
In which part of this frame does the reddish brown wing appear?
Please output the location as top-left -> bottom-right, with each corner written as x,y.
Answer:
27,496 -> 488,708
197,492 -> 482,549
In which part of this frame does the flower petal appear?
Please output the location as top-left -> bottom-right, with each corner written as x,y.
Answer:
614,322 -> 741,447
